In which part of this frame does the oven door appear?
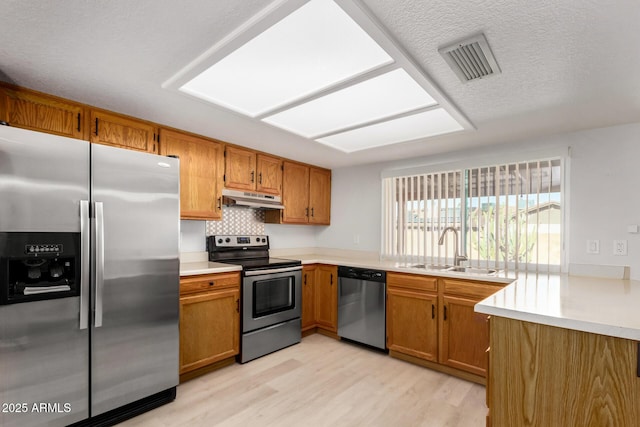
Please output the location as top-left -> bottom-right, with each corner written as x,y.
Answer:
242,266 -> 302,333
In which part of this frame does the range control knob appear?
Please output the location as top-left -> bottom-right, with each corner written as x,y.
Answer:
256,237 -> 260,242
225,238 -> 231,243
261,238 -> 266,243
217,238 -> 223,244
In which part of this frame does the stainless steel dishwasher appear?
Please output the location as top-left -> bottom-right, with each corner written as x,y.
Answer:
337,266 -> 386,350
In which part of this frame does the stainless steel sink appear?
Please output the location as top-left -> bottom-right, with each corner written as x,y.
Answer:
398,263 -> 499,276
447,266 -> 498,275
425,264 -> 453,271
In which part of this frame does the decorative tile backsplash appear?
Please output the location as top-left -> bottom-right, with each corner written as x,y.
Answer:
206,206 -> 265,236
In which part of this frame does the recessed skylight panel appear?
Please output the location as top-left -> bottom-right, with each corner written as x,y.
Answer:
180,0 -> 393,117
263,68 -> 437,137
317,108 -> 464,153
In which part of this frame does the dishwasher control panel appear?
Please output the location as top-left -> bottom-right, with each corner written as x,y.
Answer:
337,266 -> 386,282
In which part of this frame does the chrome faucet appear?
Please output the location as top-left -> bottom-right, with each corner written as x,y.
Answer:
438,226 -> 468,266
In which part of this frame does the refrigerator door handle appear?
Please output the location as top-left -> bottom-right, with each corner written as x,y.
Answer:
95,201 -> 105,328
79,200 -> 90,330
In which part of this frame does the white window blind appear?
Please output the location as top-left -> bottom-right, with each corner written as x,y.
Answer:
382,158 -> 563,272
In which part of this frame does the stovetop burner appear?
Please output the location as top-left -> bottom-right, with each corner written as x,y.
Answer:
206,235 -> 301,271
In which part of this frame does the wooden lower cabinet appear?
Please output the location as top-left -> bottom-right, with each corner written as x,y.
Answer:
301,264 -> 337,335
179,272 -> 240,379
387,287 -> 438,361
301,265 -> 316,331
488,316 -> 640,426
387,272 -> 504,381
315,265 -> 338,332
441,295 -> 489,376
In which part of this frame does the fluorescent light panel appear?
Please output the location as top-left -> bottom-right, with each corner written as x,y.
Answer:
317,108 -> 464,153
180,0 -> 393,117
175,0 -> 470,153
263,68 -> 437,138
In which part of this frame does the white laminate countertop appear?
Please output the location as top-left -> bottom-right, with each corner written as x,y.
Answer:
179,250 -> 640,341
179,261 -> 242,276
475,273 -> 640,341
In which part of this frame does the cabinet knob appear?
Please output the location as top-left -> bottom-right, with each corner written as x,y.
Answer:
209,281 -> 214,286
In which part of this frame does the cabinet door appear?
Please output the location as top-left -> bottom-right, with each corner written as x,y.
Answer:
179,288 -> 240,374
160,129 -> 224,220
225,146 -> 256,191
90,110 -> 157,153
301,265 -> 316,331
441,295 -> 489,376
256,154 -> 282,195
308,167 -> 331,225
282,161 -> 310,223
314,265 -> 337,332
0,86 -> 85,139
387,287 -> 438,361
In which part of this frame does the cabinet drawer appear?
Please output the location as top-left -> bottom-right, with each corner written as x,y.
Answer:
442,279 -> 503,300
180,272 -> 240,295
387,272 -> 438,292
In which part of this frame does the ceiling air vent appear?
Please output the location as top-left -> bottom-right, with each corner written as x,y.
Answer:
439,33 -> 501,83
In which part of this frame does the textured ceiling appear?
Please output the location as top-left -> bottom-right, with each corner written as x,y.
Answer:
1,0 -> 639,168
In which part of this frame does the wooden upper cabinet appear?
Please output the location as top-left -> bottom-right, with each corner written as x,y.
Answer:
266,161 -> 331,225
225,147 -> 282,195
225,146 -> 256,191
309,167 -> 331,225
281,161 -> 310,223
90,110 -> 157,153
160,129 -> 224,220
256,154 -> 282,195
0,85 -> 85,139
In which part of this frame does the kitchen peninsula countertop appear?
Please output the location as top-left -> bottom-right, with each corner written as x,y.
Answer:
475,273 -> 640,341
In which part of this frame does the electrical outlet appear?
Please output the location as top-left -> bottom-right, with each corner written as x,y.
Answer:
613,240 -> 628,256
586,240 -> 599,254
353,234 -> 360,245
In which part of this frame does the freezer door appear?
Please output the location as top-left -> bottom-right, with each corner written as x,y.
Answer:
90,143 -> 179,416
0,126 -> 90,426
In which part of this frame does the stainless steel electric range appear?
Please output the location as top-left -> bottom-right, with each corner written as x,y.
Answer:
207,235 -> 302,363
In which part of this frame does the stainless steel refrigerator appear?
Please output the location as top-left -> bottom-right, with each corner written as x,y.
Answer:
0,125 -> 180,427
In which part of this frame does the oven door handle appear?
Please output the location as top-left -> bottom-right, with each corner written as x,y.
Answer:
244,266 -> 302,276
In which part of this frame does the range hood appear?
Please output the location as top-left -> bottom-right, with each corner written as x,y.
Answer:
222,188 -> 285,210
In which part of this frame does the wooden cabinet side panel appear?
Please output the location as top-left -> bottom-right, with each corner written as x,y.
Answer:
308,167 -> 331,225
490,317 -> 640,426
160,129 -> 223,220
179,288 -> 240,374
386,287 -> 438,361
256,154 -> 282,195
441,295 -> 489,376
90,110 -> 157,153
225,146 -> 256,191
282,161 -> 310,223
0,87 -> 85,139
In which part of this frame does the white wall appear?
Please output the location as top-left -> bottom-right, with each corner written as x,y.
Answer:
264,224 -> 319,249
316,122 -> 640,279
180,220 -> 206,252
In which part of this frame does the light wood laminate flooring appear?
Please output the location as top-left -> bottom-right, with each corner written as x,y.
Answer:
118,334 -> 487,427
